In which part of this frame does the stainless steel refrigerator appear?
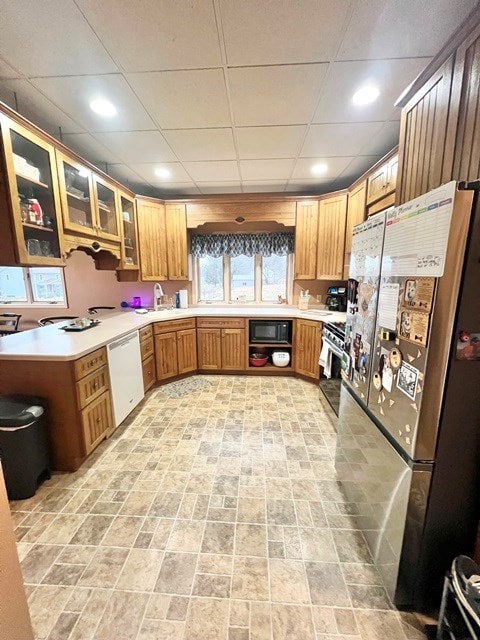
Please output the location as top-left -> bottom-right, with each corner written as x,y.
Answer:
336,180 -> 480,612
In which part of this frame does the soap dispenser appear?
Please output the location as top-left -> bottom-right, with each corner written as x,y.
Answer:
153,283 -> 164,311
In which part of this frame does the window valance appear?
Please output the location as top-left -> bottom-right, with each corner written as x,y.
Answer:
191,232 -> 294,258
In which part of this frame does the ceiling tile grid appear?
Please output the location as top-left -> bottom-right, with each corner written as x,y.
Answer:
0,0 -> 476,196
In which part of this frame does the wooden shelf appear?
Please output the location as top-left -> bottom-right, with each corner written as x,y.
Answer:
249,363 -> 292,370
249,342 -> 292,348
97,204 -> 111,213
22,222 -> 54,233
16,172 -> 49,189
66,191 -> 90,204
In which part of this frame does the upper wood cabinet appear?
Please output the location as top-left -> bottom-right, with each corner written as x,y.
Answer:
137,198 -> 168,281
366,154 -> 398,205
165,203 -> 188,280
397,55 -> 455,205
294,319 -> 322,379
317,193 -> 348,280
0,114 -> 64,266
117,190 -> 139,270
343,182 -> 367,279
92,174 -> 120,242
294,200 -> 319,279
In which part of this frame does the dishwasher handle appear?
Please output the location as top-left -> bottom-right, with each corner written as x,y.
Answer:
108,331 -> 139,351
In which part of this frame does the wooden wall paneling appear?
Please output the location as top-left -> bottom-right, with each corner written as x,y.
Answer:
177,328 -> 197,374
165,203 -> 188,280
452,24 -> 480,182
155,332 -> 178,380
294,200 -> 319,279
397,55 -> 456,205
317,194 -> 348,280
197,328 -> 222,370
136,198 -> 168,281
221,328 -> 246,370
343,182 -> 366,278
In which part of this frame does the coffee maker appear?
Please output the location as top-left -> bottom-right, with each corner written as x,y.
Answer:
325,286 -> 347,312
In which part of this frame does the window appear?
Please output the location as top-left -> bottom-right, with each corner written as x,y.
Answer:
196,254 -> 290,303
0,267 -> 67,305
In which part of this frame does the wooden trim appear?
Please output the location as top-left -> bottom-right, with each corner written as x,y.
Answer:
395,5 -> 480,107
367,192 -> 396,216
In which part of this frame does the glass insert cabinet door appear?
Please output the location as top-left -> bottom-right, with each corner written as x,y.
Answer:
93,175 -> 120,241
118,191 -> 139,269
56,151 -> 96,238
0,115 -> 64,265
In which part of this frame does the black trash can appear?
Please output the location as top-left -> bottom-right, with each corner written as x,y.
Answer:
0,395 -> 50,500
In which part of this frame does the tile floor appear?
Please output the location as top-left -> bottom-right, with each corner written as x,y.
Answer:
10,376 -> 428,640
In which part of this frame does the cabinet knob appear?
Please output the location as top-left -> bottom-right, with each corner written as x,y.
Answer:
96,417 -> 101,423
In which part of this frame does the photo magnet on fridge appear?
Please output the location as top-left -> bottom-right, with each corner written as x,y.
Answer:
396,361 -> 419,400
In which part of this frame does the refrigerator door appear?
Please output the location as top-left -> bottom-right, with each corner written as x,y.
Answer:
366,185 -> 474,461
343,213 -> 386,402
336,385 -> 434,608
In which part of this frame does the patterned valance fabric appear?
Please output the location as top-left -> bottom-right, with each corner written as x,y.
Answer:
191,233 -> 294,258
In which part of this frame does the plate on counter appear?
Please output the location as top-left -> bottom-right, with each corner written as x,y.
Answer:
60,320 -> 101,332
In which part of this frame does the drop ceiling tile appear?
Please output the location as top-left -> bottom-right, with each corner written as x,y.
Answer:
337,156 -> 382,182
31,74 -> 155,132
128,162 -> 192,184
163,129 -> 236,161
156,183 -> 201,196
183,161 -> 240,182
236,126 -> 306,159
313,58 -> 429,124
0,0 -> 117,76
61,133 -> 123,167
291,157 -> 354,180
93,131 -> 176,164
338,0 -> 477,60
76,0 -> 221,71
0,80 -> 85,135
285,178 -> 333,193
229,64 -> 328,126
105,164 -> 147,191
219,0 -> 350,66
240,159 -> 295,181
0,58 -> 19,79
198,182 -> 242,194
300,122 -> 384,158
127,69 -> 231,129
359,121 -> 400,156
242,181 -> 288,193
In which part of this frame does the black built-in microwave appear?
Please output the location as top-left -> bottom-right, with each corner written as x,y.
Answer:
249,319 -> 292,344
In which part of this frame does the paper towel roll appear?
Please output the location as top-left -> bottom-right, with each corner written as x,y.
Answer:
179,289 -> 188,309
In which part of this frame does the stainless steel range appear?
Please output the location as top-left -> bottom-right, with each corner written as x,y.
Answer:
319,321 -> 345,415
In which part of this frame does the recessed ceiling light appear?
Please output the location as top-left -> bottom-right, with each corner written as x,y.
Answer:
352,85 -> 380,106
154,167 -> 171,179
311,163 -> 328,176
89,98 -> 116,117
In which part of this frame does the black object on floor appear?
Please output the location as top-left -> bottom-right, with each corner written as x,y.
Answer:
437,555 -> 480,639
0,395 -> 50,500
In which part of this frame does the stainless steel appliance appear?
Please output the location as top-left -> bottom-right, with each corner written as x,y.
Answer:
319,321 -> 345,415
336,181 -> 480,612
249,319 -> 291,344
326,286 -> 347,311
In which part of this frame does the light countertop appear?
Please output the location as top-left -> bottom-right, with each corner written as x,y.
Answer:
0,306 -> 346,361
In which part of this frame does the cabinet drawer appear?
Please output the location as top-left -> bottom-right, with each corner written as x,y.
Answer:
76,365 -> 109,410
154,318 -> 195,334
74,347 -> 107,380
142,355 -> 156,392
196,317 -> 245,329
139,325 -> 153,342
140,336 -> 154,361
81,390 -> 113,455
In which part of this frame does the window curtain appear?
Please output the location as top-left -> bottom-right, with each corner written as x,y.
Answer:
191,232 -> 294,258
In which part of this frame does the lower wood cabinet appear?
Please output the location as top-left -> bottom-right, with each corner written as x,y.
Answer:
140,325 -> 156,392
154,320 -> 197,381
294,319 -> 322,379
142,355 -> 156,391
197,319 -> 246,371
81,391 -> 113,455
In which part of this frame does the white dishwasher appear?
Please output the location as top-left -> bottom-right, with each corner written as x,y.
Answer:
107,331 -> 144,428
